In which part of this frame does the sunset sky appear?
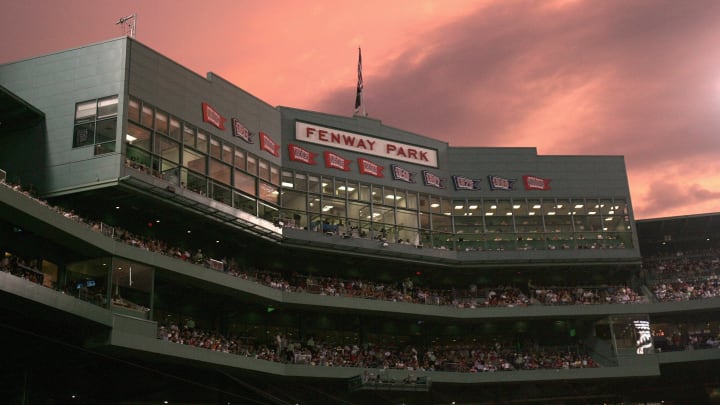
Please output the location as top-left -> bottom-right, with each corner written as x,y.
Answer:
2,0 -> 719,219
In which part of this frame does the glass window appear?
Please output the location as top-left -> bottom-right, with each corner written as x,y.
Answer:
259,181 -> 279,204
394,189 -> 407,209
73,96 -> 119,153
73,123 -> 94,148
95,117 -> 116,144
196,131 -> 209,153
75,100 -> 96,123
282,190 -> 307,212
371,185 -> 383,204
234,149 -> 245,170
209,159 -> 231,185
234,170 -> 256,195
419,195 -> 430,212
308,176 -> 320,193
405,192 -> 418,210
259,160 -> 270,181
169,118 -> 181,140
210,181 -> 232,206
183,148 -> 206,173
154,110 -> 168,134
282,171 -> 294,189
246,154 -> 257,176
358,183 -> 371,202
429,196 -> 442,213
222,144 -> 233,164
128,97 -> 140,122
110,259 -> 153,318
270,165 -> 280,185
322,177 -> 333,196
126,145 -> 151,169
294,173 -> 307,191
183,124 -> 196,146
97,96 -> 118,119
126,122 -> 151,151
335,179 -> 348,198
141,105 -> 153,128
233,192 -> 257,215
346,181 -> 359,200
154,135 -> 180,164
396,209 -> 418,230
159,160 -> 180,185
65,258 -> 110,309
258,202 -> 278,222
182,168 -> 207,196
210,137 -> 222,159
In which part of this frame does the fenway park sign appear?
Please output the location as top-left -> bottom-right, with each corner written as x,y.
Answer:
296,122 -> 438,168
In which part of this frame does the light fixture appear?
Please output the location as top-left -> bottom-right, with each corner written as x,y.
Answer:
533,204 -> 541,209
506,212 -> 512,216
548,211 -> 556,215
588,211 -> 597,215
468,205 -> 478,210
321,205 -> 334,212
454,205 -> 464,209
513,204 -> 520,209
125,134 -> 137,142
485,212 -> 494,216
281,181 -> 294,188
430,203 -> 440,208
490,204 -> 497,209
574,204 -> 584,208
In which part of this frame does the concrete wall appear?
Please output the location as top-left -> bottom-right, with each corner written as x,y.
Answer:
0,38 -> 128,195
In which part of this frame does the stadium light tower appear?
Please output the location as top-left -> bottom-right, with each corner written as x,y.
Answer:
116,14 -> 137,38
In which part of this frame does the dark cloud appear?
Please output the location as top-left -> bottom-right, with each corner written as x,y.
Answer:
638,179 -> 720,219
312,0 -> 720,218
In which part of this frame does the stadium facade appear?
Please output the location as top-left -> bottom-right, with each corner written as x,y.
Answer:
1,37 -> 719,404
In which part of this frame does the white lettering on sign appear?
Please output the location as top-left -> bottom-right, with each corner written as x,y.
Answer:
296,121 -> 438,168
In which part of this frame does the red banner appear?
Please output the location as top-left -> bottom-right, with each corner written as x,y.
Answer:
201,102 -> 226,130
357,158 -> 384,177
323,151 -> 352,171
523,175 -> 552,190
287,144 -> 317,165
260,131 -> 280,157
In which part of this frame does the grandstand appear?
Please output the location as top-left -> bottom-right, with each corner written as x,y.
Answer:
1,37 -> 719,404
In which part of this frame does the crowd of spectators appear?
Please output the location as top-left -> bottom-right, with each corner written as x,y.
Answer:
0,254 -> 45,286
157,323 -> 597,372
644,250 -> 720,302
1,180 -> 649,309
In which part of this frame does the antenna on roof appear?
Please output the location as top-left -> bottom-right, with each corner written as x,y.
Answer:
116,14 -> 137,38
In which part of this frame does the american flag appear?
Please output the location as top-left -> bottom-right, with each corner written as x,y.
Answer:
354,47 -> 366,116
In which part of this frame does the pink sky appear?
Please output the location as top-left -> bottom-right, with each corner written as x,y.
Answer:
2,0 -> 720,219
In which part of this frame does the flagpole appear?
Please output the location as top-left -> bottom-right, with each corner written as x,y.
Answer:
354,47 -> 367,117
